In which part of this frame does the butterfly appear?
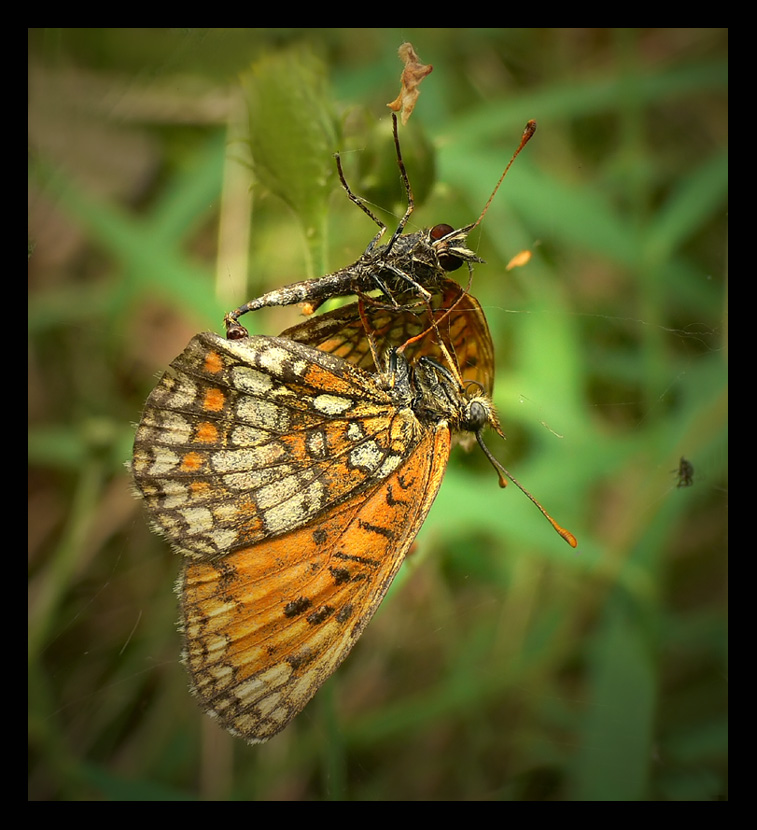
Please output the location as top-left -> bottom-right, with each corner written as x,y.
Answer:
132,326 -> 509,742
224,115 -> 536,340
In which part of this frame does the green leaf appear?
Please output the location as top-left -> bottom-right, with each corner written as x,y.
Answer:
241,48 -> 340,278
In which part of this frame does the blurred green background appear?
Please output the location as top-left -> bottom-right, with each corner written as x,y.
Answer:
28,29 -> 727,801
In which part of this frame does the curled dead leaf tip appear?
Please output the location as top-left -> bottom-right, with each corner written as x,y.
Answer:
387,42 -> 433,125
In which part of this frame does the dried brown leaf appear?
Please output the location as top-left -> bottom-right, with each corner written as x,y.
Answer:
387,42 -> 433,125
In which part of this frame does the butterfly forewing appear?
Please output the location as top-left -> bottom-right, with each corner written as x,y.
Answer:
132,333 -> 431,560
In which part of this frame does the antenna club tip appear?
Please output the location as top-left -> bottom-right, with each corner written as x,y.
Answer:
560,529 -> 578,548
524,120 -> 537,139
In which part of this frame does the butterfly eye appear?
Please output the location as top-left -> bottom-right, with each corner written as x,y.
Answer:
463,400 -> 489,432
430,223 -> 463,272
430,223 -> 454,240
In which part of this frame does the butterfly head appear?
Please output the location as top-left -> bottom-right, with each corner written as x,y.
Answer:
428,223 -> 485,272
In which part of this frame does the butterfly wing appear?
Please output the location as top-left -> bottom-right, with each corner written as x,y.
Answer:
132,332 -> 425,560
282,278 -> 495,397
180,419 -> 451,742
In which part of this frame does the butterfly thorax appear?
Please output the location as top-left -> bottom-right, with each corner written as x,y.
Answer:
384,351 -> 499,441
362,223 -> 484,298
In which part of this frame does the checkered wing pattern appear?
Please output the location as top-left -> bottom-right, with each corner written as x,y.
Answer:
132,333 -> 439,559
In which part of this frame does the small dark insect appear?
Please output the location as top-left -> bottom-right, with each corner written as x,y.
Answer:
674,457 -> 695,488
224,114 -> 536,340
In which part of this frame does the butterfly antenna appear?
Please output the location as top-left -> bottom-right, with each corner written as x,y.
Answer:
475,429 -> 578,548
466,120 -> 537,233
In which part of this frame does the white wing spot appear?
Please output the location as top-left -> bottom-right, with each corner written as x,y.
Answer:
230,365 -> 273,395
313,394 -> 352,415
349,440 -> 384,472
263,481 -> 325,535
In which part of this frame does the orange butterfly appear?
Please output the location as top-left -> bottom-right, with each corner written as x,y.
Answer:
133,326 -> 506,742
